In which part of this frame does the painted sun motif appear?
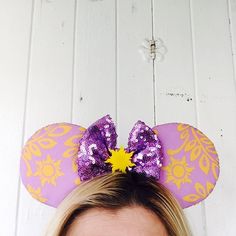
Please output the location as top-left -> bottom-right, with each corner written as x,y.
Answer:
74,178 -> 81,186
34,154 -> 64,186
26,184 -> 47,203
105,146 -> 135,173
162,156 -> 194,189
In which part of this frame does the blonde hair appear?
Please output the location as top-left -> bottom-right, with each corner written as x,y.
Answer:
45,172 -> 192,236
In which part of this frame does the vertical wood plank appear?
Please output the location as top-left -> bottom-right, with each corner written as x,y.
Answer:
72,0 -> 117,126
190,0 -> 236,235
116,0 -> 154,145
17,0 -> 76,235
229,0 -> 236,78
0,1 -> 32,235
153,1 -> 205,235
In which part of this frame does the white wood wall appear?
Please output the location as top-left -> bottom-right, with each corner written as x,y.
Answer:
0,0 -> 236,235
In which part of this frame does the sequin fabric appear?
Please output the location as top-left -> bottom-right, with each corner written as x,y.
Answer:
77,114 -> 163,181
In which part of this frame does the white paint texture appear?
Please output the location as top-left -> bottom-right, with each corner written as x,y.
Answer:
0,0 -> 235,235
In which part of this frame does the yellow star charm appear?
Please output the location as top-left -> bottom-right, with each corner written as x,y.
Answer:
105,145 -> 135,173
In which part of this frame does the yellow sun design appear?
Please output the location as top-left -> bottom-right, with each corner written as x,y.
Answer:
162,156 -> 194,189
26,184 -> 47,203
34,154 -> 64,186
105,146 -> 135,173
74,178 -> 81,185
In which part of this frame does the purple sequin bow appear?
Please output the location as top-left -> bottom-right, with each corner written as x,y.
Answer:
77,114 -> 163,181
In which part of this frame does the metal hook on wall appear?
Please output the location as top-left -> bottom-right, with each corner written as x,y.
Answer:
139,38 -> 167,63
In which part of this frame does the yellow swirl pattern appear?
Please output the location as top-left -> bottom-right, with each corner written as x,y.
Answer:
183,182 -> 214,203
63,128 -> 85,172
167,123 -> 219,177
26,184 -> 47,203
22,124 -> 71,177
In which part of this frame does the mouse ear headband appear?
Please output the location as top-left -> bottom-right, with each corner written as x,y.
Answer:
20,114 -> 220,208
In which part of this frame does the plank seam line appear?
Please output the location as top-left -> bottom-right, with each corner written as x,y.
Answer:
14,0 -> 36,235
226,0 -> 236,92
71,0 -> 78,123
189,0 -> 207,235
151,0 -> 157,126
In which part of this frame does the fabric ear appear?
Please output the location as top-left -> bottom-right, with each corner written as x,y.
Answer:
20,123 -> 86,207
152,123 -> 220,208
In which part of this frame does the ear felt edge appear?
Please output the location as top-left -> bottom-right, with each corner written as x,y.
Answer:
152,122 -> 220,208
20,122 -> 87,207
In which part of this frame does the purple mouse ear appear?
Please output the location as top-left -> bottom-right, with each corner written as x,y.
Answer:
20,123 -> 86,207
152,123 -> 220,208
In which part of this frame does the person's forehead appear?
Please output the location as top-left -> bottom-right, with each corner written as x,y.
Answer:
66,206 -> 168,236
